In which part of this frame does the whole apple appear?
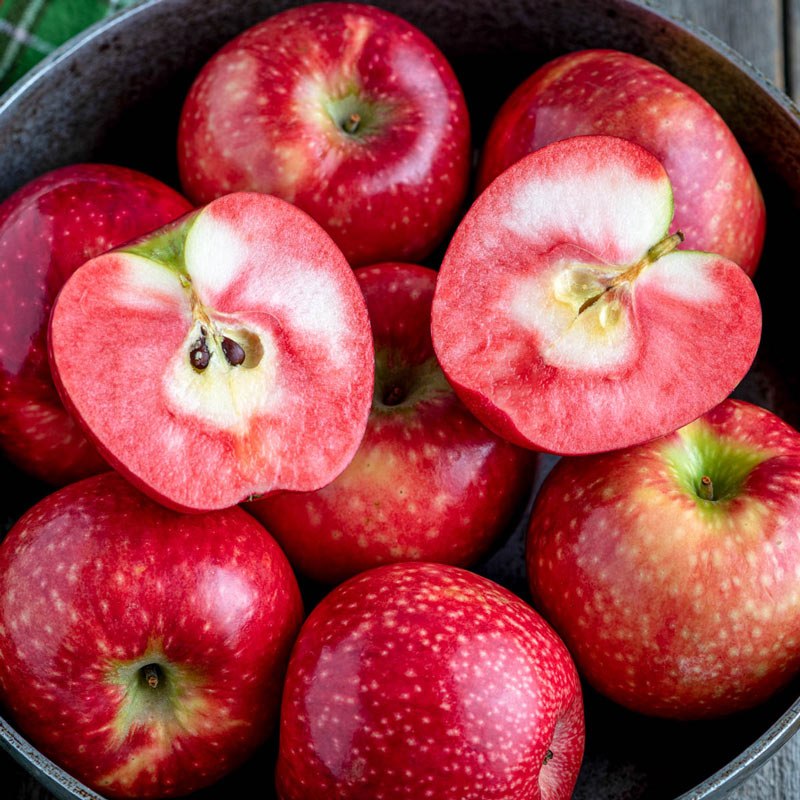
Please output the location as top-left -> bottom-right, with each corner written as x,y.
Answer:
527,399 -> 800,719
275,562 -> 584,800
248,262 -> 536,584
432,135 -> 761,456
0,164 -> 192,485
0,471 -> 303,797
48,191 -> 374,512
477,49 -> 765,275
177,2 -> 471,267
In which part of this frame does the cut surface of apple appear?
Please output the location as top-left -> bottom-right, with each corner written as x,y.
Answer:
431,136 -> 762,455
49,192 -> 374,511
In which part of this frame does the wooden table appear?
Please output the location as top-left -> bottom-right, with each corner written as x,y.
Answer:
3,0 -> 800,798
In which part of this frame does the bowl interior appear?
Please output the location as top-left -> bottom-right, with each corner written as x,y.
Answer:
2,1 -> 800,798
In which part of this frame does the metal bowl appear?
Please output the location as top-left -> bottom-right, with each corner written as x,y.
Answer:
2,0 -> 800,798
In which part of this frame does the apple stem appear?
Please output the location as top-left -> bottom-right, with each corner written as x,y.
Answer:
699,475 -> 714,501
343,112 -> 361,134
143,664 -> 160,689
611,231 -> 685,286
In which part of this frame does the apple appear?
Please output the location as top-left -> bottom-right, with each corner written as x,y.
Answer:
476,49 -> 765,275
177,2 -> 471,268
0,471 -> 304,797
431,135 -> 761,456
247,262 -> 536,584
0,164 -> 192,486
275,562 -> 584,800
526,398 -> 800,719
48,191 -> 374,512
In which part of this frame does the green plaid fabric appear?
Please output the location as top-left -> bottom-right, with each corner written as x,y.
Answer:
0,0 -> 138,94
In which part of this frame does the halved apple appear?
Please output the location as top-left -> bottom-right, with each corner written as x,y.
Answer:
431,136 -> 762,455
49,192 -> 374,511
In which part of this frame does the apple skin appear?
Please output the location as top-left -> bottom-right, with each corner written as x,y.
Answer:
0,164 -> 192,485
477,49 -> 765,275
275,562 -> 584,800
526,399 -> 800,719
247,262 -> 536,584
0,471 -> 303,797
177,2 -> 470,268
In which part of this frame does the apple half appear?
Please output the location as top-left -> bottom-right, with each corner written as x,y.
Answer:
49,192 -> 374,511
431,136 -> 762,455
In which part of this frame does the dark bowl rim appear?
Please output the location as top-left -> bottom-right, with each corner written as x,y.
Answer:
1,1 -> 800,800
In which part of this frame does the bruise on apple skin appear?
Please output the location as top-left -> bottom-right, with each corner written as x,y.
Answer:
276,563 -> 584,800
526,399 -> 800,720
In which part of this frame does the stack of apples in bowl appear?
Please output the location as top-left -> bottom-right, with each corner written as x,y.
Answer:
1,2 -> 799,799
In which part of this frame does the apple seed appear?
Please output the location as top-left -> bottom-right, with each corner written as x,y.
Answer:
189,328 -> 211,371
222,336 -> 246,366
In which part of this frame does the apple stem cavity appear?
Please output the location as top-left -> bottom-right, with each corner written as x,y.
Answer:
343,112 -> 362,134
699,475 -> 715,501
142,663 -> 162,689
383,385 -> 406,406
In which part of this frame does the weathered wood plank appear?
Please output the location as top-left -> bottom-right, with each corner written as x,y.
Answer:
656,0 -> 784,89
786,0 -> 800,98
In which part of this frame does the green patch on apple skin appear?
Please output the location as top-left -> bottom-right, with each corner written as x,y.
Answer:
372,351 -> 452,415
663,423 -> 770,507
121,211 -> 200,277
323,91 -> 391,139
106,649 -> 206,745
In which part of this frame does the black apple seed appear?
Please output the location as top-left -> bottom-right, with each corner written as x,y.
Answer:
190,337 -> 211,370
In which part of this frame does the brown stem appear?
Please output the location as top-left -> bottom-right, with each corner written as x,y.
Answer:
343,112 -> 361,134
699,475 -> 714,501
610,231 -> 685,287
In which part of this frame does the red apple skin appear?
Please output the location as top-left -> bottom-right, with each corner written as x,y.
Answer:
0,164 -> 192,485
0,472 -> 303,797
177,2 -> 470,268
526,399 -> 800,719
477,50 -> 765,275
247,262 -> 536,584
275,562 -> 584,800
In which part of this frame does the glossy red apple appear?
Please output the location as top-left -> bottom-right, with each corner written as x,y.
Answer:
48,191 -> 373,512
432,135 -> 761,456
275,562 -> 584,800
0,471 -> 304,797
527,399 -> 800,719
477,49 -> 765,275
0,164 -> 192,485
177,2 -> 470,268
247,262 -> 536,584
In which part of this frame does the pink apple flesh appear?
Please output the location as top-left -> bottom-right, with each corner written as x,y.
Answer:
432,135 -> 762,455
177,2 -> 471,267
0,164 -> 192,485
247,262 -> 536,584
48,192 -> 374,512
0,472 -> 303,797
275,562 -> 584,800
527,399 -> 800,718
477,49 -> 765,275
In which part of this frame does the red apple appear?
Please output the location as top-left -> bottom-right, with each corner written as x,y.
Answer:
477,49 -> 765,275
177,2 -> 471,268
432,135 -> 761,456
247,262 -> 536,584
48,191 -> 373,512
0,164 -> 192,485
527,398 -> 800,719
0,471 -> 304,797
275,562 -> 584,800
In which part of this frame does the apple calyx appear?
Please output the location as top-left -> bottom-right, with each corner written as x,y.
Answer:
543,749 -> 554,764
143,663 -> 162,689
372,350 -> 450,413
